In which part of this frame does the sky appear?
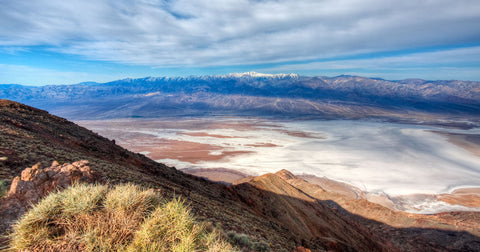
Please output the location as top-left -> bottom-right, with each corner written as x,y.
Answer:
1,0 -> 480,85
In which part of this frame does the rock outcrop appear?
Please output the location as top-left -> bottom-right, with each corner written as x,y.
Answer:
0,160 -> 100,237
8,160 -> 99,204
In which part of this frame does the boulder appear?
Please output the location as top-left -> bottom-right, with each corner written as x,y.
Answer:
0,160 -> 100,235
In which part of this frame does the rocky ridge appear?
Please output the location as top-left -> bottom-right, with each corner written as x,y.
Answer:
235,170 -> 480,251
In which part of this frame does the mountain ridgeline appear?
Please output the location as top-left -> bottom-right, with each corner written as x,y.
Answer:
2,73 -> 480,121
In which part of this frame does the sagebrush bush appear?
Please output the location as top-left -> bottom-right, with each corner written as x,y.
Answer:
226,231 -> 271,252
10,183 -> 234,251
252,241 -> 271,252
227,232 -> 253,249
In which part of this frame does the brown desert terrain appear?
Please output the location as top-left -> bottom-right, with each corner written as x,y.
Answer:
431,130 -> 480,157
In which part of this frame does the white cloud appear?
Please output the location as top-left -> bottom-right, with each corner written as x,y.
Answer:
1,0 -> 479,67
256,46 -> 480,80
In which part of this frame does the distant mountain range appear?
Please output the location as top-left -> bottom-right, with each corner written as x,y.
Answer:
1,72 -> 480,122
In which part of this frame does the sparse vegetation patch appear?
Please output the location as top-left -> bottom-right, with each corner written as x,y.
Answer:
227,231 -> 271,252
10,183 -> 234,251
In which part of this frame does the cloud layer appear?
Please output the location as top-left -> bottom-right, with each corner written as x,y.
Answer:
259,46 -> 480,80
1,0 -> 479,68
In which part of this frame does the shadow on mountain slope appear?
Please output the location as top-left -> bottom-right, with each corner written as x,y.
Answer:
231,173 -> 480,251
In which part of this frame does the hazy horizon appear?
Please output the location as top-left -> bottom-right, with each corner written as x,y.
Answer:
4,71 -> 480,87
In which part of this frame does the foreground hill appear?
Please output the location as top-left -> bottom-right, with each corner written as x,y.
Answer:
1,100 -> 480,251
0,100 -> 304,249
1,73 -> 480,127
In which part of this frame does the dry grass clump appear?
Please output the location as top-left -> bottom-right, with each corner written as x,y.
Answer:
10,183 -> 234,251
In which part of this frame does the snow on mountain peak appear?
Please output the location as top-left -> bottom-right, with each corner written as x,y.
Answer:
226,72 -> 298,78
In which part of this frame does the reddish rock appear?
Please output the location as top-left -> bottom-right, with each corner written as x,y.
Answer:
275,169 -> 297,180
0,160 -> 101,237
8,160 -> 99,205
294,246 -> 312,252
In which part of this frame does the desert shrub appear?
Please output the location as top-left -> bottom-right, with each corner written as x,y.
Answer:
252,241 -> 271,252
226,232 -> 272,252
227,231 -> 253,250
10,183 -> 234,251
0,179 -> 10,198
127,198 -> 233,252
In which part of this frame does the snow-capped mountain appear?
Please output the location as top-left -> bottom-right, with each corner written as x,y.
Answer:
1,73 -> 479,124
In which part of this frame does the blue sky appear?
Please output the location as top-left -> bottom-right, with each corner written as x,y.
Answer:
1,0 -> 480,85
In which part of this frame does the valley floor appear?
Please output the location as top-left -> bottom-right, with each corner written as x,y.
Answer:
77,116 -> 480,214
